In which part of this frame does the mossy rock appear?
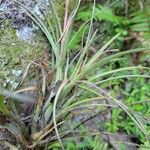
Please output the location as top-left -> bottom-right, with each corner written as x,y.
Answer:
0,0 -> 82,89
0,21 -> 47,89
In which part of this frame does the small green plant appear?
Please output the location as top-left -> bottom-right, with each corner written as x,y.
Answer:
48,135 -> 108,150
0,0 -> 150,149
76,2 -> 150,48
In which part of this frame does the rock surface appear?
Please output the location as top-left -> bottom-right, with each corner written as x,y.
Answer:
0,0 -> 49,42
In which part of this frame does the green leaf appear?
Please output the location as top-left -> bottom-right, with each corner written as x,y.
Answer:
48,142 -> 61,149
94,6 -> 120,24
77,5 -> 121,24
45,102 -> 53,123
68,23 -> 88,49
0,95 -> 10,115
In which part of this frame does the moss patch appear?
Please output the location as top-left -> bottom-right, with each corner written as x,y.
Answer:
0,21 -> 47,89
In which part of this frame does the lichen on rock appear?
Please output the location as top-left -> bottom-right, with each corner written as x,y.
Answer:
0,0 -> 78,89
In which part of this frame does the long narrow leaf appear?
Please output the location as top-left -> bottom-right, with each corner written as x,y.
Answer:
78,81 -> 149,139
95,74 -> 150,85
90,66 -> 150,80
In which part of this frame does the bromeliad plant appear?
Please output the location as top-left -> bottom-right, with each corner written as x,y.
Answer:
0,0 -> 150,149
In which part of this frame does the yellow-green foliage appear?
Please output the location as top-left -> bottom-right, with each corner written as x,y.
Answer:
54,0 -> 65,18
47,0 -> 76,24
54,0 -> 77,16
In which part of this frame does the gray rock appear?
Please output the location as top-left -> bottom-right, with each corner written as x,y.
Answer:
16,26 -> 34,42
0,0 -> 50,42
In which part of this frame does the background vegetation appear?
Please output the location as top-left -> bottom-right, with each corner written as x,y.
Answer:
0,0 -> 150,149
